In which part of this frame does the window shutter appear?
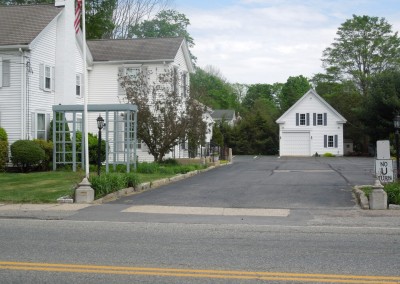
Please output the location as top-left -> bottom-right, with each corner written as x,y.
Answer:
334,135 -> 338,148
313,113 -> 316,126
39,63 -> 44,90
296,113 -> 299,126
117,67 -> 124,96
51,66 -> 55,92
141,66 -> 148,82
306,113 -> 310,126
324,113 -> 327,126
0,57 -> 2,87
324,135 -> 327,148
3,60 -> 10,87
31,112 -> 36,139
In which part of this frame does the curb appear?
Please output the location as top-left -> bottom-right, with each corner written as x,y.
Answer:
353,185 -> 370,209
93,161 -> 232,204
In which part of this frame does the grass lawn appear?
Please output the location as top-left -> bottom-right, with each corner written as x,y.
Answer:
0,171 -> 84,203
0,171 -> 185,203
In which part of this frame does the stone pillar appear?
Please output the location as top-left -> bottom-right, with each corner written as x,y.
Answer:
369,180 -> 387,210
228,148 -> 233,163
75,178 -> 95,203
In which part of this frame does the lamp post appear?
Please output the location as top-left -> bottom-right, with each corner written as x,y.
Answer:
96,114 -> 105,176
394,115 -> 400,179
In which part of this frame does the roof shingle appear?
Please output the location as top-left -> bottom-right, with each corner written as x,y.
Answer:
87,37 -> 184,62
0,4 -> 62,46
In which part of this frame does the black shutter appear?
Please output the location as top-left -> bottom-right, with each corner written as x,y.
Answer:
324,135 -> 327,148
324,113 -> 327,126
313,113 -> 316,126
334,135 -> 338,148
296,113 -> 299,126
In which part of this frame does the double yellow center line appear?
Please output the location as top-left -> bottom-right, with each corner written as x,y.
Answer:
0,261 -> 399,283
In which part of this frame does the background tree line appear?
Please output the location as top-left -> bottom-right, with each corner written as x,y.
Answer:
3,0 -> 400,156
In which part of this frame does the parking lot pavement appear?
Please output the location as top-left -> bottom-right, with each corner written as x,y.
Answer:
110,156 -> 376,210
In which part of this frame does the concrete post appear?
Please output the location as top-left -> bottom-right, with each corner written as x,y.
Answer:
228,148 -> 233,163
369,179 -> 387,210
75,178 -> 95,203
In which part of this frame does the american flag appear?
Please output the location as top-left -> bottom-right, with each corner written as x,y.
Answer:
74,0 -> 82,34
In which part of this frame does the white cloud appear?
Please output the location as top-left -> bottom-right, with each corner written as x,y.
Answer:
179,0 -> 400,84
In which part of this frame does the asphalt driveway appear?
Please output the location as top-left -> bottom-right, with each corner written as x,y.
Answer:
112,156 -> 376,209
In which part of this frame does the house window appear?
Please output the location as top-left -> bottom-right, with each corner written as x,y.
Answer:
37,113 -> 46,140
76,118 -> 82,132
76,74 -> 81,97
299,114 -> 306,125
327,135 -> 334,148
324,134 -> 338,148
45,66 -> 51,90
40,63 -> 54,91
137,138 -> 142,149
126,67 -> 140,79
1,59 -> 10,87
317,114 -> 323,125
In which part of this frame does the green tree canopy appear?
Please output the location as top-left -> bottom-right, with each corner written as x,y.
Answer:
278,75 -> 311,112
130,9 -> 194,47
190,67 -> 238,110
322,15 -> 400,97
242,84 -> 274,109
86,0 -> 116,39
360,71 -> 400,143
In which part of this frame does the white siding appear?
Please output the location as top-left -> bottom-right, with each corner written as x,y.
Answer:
28,17 -> 58,141
278,92 -> 345,156
0,52 -> 23,145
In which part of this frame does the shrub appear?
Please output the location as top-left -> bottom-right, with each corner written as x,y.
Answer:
11,140 -> 45,172
33,139 -> 53,170
323,152 -> 335,157
136,162 -> 160,174
0,127 -> 8,171
0,127 -> 7,142
76,131 -> 106,164
384,182 -> 400,205
90,172 -> 140,199
160,158 -> 179,166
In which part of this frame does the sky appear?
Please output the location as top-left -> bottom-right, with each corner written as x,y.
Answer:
173,0 -> 400,84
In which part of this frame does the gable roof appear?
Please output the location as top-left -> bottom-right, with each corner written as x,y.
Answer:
0,4 -> 62,47
88,36 -> 187,61
276,89 -> 346,124
211,110 -> 236,121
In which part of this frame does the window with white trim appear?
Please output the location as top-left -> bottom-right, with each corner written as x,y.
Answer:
37,113 -> 46,140
317,114 -> 323,125
327,135 -> 334,148
299,114 -> 306,125
39,63 -> 54,91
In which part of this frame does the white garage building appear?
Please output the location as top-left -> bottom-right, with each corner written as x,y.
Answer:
276,89 -> 347,157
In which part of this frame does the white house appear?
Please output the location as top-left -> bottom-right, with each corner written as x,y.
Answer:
0,2 -> 207,164
210,109 -> 238,126
0,2 -> 84,146
276,89 -> 347,156
86,37 -> 195,161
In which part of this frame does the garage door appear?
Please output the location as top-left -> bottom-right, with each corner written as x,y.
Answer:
281,132 -> 310,156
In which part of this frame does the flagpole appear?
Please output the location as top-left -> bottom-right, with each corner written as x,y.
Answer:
82,0 -> 89,178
